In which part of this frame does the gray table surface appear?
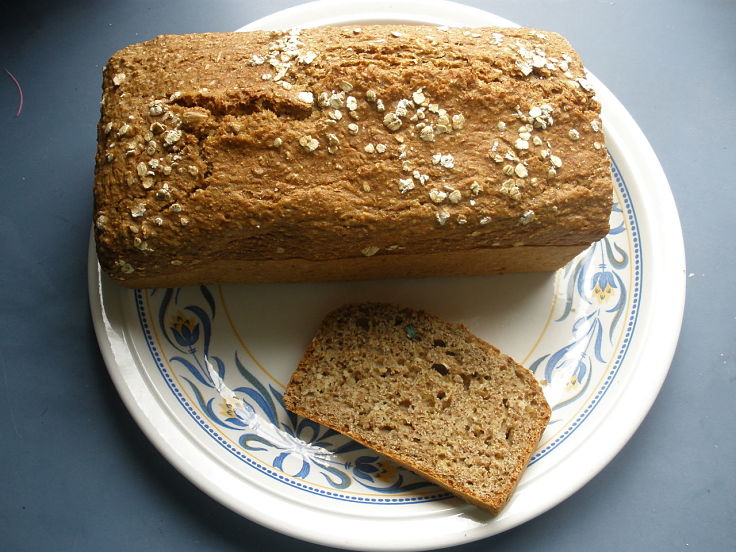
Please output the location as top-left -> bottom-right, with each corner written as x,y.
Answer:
1,1 -> 734,550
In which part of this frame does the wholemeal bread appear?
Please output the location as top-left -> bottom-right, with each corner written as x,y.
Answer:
93,25 -> 612,288
283,303 -> 551,514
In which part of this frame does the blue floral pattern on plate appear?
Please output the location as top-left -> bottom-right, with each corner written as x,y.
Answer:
142,286 -> 439,499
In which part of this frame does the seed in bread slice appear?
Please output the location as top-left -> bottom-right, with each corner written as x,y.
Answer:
283,303 -> 551,514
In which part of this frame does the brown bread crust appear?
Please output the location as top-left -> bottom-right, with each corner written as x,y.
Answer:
94,26 -> 612,287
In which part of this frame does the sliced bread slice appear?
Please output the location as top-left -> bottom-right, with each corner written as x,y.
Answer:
283,303 -> 551,514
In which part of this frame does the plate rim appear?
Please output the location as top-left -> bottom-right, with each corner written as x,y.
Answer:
89,1 -> 686,549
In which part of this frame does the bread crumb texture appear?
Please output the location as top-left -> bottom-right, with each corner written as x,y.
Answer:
94,26 -> 612,284
283,303 -> 552,514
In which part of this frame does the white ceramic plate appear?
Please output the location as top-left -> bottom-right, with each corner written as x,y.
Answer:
89,1 -> 685,549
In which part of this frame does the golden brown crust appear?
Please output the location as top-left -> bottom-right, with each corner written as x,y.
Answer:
94,25 -> 612,287
283,303 -> 552,514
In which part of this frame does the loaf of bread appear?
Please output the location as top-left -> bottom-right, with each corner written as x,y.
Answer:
94,25 -> 612,288
283,303 -> 551,514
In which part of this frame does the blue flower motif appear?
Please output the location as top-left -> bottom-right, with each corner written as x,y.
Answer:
591,264 -> 617,303
353,455 -> 399,483
353,455 -> 382,482
220,398 -> 257,428
170,312 -> 200,348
